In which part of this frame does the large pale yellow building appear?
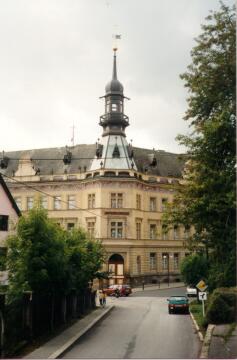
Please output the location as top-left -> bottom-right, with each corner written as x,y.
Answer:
1,50 -> 190,286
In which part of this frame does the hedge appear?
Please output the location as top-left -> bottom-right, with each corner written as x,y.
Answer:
206,287 -> 237,324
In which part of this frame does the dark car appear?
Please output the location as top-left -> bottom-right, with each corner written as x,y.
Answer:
167,296 -> 189,314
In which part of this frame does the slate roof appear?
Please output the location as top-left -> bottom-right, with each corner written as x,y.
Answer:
1,144 -> 185,178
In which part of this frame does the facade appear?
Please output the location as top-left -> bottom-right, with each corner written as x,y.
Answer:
1,50 -> 190,286
0,174 -> 21,285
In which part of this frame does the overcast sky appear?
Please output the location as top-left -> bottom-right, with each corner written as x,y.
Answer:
0,0 -> 234,154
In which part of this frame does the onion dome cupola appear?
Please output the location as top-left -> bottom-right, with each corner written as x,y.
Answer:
99,49 -> 129,137
90,48 -> 137,172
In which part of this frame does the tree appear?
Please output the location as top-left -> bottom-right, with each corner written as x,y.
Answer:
7,208 -> 67,298
64,228 -> 105,292
7,208 -> 106,298
163,3 -> 236,289
180,254 -> 208,286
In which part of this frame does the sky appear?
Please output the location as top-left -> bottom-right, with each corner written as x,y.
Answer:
0,0 -> 234,154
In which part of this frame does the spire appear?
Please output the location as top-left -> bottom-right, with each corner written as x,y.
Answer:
105,49 -> 123,95
100,48 -> 129,137
112,50 -> 117,80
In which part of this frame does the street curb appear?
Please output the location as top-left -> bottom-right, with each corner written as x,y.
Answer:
48,305 -> 114,359
133,285 -> 185,293
200,324 -> 215,359
190,310 -> 204,342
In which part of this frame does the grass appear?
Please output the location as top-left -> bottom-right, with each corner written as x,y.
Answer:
190,300 -> 207,335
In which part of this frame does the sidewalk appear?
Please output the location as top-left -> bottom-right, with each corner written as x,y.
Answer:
132,281 -> 185,292
203,323 -> 237,359
25,305 -> 114,359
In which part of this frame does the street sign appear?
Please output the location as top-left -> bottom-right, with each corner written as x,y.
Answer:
196,279 -> 208,292
198,291 -> 207,301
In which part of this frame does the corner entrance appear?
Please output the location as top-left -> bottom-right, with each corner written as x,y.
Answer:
108,254 -> 124,285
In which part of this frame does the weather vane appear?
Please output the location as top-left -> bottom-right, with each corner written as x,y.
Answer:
112,33 -> 121,52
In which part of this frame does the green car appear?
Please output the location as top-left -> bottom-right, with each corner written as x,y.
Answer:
167,296 -> 189,314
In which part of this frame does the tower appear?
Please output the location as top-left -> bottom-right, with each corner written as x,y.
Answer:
90,49 -> 137,171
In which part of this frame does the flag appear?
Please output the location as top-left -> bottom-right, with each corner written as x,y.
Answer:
113,34 -> 121,39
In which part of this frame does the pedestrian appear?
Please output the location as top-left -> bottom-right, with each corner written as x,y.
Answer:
98,289 -> 104,307
102,290 -> 106,307
115,287 -> 120,298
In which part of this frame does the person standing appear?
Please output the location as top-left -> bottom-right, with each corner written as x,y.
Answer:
102,290 -> 106,307
98,290 -> 104,307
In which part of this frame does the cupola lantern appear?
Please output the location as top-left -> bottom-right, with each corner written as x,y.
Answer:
99,49 -> 129,137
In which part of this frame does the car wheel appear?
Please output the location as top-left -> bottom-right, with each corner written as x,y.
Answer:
168,309 -> 172,314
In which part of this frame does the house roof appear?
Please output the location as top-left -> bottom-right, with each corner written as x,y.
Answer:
1,144 -> 185,178
0,173 -> 21,216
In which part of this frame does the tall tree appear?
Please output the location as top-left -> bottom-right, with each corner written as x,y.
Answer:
7,208 -> 67,298
163,3 -> 236,289
64,228 -> 105,292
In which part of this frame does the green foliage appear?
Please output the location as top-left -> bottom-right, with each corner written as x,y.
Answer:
180,254 -> 208,285
189,301 -> 207,333
206,287 -> 237,324
6,207 -> 105,299
7,208 -> 67,298
64,228 -> 105,292
0,247 -> 7,271
163,3 -> 236,289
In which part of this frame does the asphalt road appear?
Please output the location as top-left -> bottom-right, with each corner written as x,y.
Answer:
62,287 -> 201,359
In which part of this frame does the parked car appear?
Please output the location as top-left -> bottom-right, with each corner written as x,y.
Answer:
186,285 -> 197,297
167,296 -> 189,314
103,284 -> 132,296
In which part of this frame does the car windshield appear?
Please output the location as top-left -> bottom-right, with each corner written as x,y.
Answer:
169,296 -> 187,303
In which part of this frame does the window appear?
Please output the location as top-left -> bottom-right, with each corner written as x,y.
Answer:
162,253 -> 168,270
111,103 -> 118,112
136,222 -> 141,240
161,198 -> 168,211
184,226 -> 191,239
54,196 -> 61,210
174,225 -> 179,240
27,197 -> 34,210
150,224 -> 157,239
111,193 -> 123,208
136,256 -> 141,274
67,223 -> 75,231
0,215 -> 8,231
162,225 -> 168,240
150,253 -> 157,270
87,222 -> 95,237
14,197 -> 22,210
41,196 -> 48,209
106,100 -> 110,112
111,222 -> 123,238
174,253 -> 179,270
68,195 -> 76,209
149,197 -> 156,211
88,194 -> 95,209
136,194 -> 141,210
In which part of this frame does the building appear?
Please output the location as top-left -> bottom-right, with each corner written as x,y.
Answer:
0,174 -> 21,285
1,49 -> 190,286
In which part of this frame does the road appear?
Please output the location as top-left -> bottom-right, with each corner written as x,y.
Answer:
61,287 -> 201,359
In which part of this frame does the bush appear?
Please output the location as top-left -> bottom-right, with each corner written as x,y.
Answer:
206,287 -> 237,324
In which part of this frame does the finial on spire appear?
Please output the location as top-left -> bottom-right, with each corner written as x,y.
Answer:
112,34 -> 121,52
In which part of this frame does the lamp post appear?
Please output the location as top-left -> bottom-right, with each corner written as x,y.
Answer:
163,254 -> 173,287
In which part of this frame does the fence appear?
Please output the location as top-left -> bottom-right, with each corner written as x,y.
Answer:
0,289 -> 96,358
